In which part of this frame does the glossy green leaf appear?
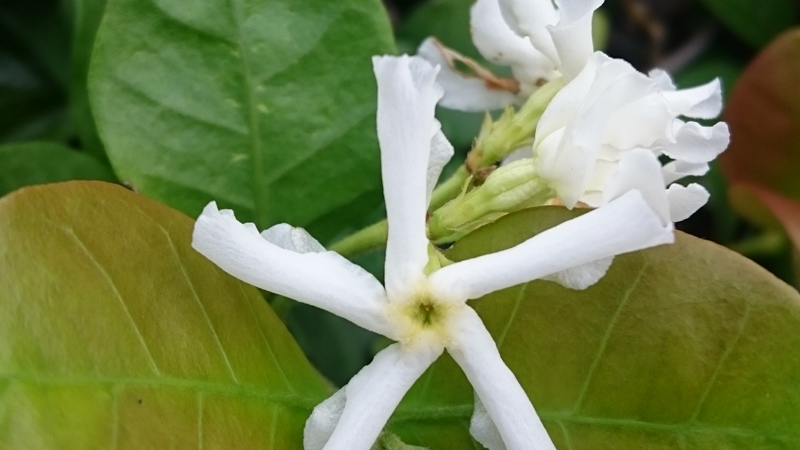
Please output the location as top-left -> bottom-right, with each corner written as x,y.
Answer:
0,181 -> 329,449
391,207 -> 800,449
698,0 -> 797,48
0,141 -> 115,197
89,0 -> 395,239
69,0 -> 108,158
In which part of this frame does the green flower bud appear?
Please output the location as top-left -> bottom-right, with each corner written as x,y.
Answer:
428,159 -> 554,243
467,77 -> 565,171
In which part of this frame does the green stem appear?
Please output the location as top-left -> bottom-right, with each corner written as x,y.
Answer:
329,166 -> 471,258
329,220 -> 388,257
429,165 -> 470,211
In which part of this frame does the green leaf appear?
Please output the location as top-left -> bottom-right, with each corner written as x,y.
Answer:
391,207 -> 800,449
0,181 -> 329,449
69,0 -> 108,159
698,0 -> 798,48
89,0 -> 395,237
0,141 -> 115,197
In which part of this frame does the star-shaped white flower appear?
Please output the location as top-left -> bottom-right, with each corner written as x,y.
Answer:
192,55 -> 674,450
416,0 -> 600,111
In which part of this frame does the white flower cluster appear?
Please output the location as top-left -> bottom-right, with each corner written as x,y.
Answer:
192,1 -> 729,449
420,0 -> 729,225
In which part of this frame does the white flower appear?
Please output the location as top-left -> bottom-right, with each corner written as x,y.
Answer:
417,0 -> 600,111
192,55 -> 674,450
531,52 -> 730,223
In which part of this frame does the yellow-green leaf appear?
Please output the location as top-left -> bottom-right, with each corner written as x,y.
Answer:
0,181 -> 328,449
392,207 -> 800,449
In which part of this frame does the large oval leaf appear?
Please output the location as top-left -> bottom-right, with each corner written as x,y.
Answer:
0,181 -> 328,449
89,0 -> 394,240
392,207 -> 800,449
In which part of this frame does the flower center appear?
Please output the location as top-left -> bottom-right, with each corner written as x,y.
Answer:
413,298 -> 440,327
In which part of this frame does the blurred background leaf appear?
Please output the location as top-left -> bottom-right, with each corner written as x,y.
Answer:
69,0 -> 108,159
0,141 -> 115,197
392,207 -> 800,449
0,181 -> 329,449
721,28 -> 800,283
696,0 -> 798,48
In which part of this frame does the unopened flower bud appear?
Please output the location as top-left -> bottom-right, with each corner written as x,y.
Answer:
428,159 -> 554,243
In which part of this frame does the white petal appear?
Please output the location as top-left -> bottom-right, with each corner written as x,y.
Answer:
304,389 -> 346,450
667,183 -> 709,222
541,256 -> 614,290
661,78 -> 723,119
603,148 -> 671,225
501,146 -> 532,165
548,0 -> 603,80
428,190 -> 673,302
471,0 -> 553,75
647,68 -> 675,90
373,55 -> 442,300
192,202 -> 395,338
544,55 -> 661,207
314,343 -> 443,450
664,121 -> 730,164
661,160 -> 709,185
603,93 -> 674,149
449,308 -> 556,450
427,126 -> 455,205
533,52 -> 606,143
470,394 -> 507,450
498,0 -> 559,64
417,38 -> 521,112
261,223 -> 325,254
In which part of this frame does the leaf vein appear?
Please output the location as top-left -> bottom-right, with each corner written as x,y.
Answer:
690,302 -> 752,422
65,228 -> 162,375
571,261 -> 649,413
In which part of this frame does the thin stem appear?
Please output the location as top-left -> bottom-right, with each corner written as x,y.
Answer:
329,166 -> 471,258
329,220 -> 388,257
429,165 -> 470,211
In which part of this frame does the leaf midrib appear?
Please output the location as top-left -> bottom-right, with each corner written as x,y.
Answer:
1,372 -> 322,411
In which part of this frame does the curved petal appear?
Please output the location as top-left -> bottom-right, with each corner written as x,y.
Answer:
304,389 -> 346,450
428,190 -> 673,302
471,0 -> 556,90
449,308 -> 556,450
541,256 -> 614,290
661,78 -> 723,119
546,56 -> 661,207
662,160 -> 709,185
664,121 -> 730,164
192,202 -> 395,338
498,0 -> 559,64
309,343 -> 443,450
428,125 -> 456,204
373,55 -> 442,300
603,93 -> 674,149
548,0 -> 603,80
261,223 -> 325,253
603,149 -> 670,224
667,183 -> 710,222
417,38 -> 521,112
470,394 -> 507,450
